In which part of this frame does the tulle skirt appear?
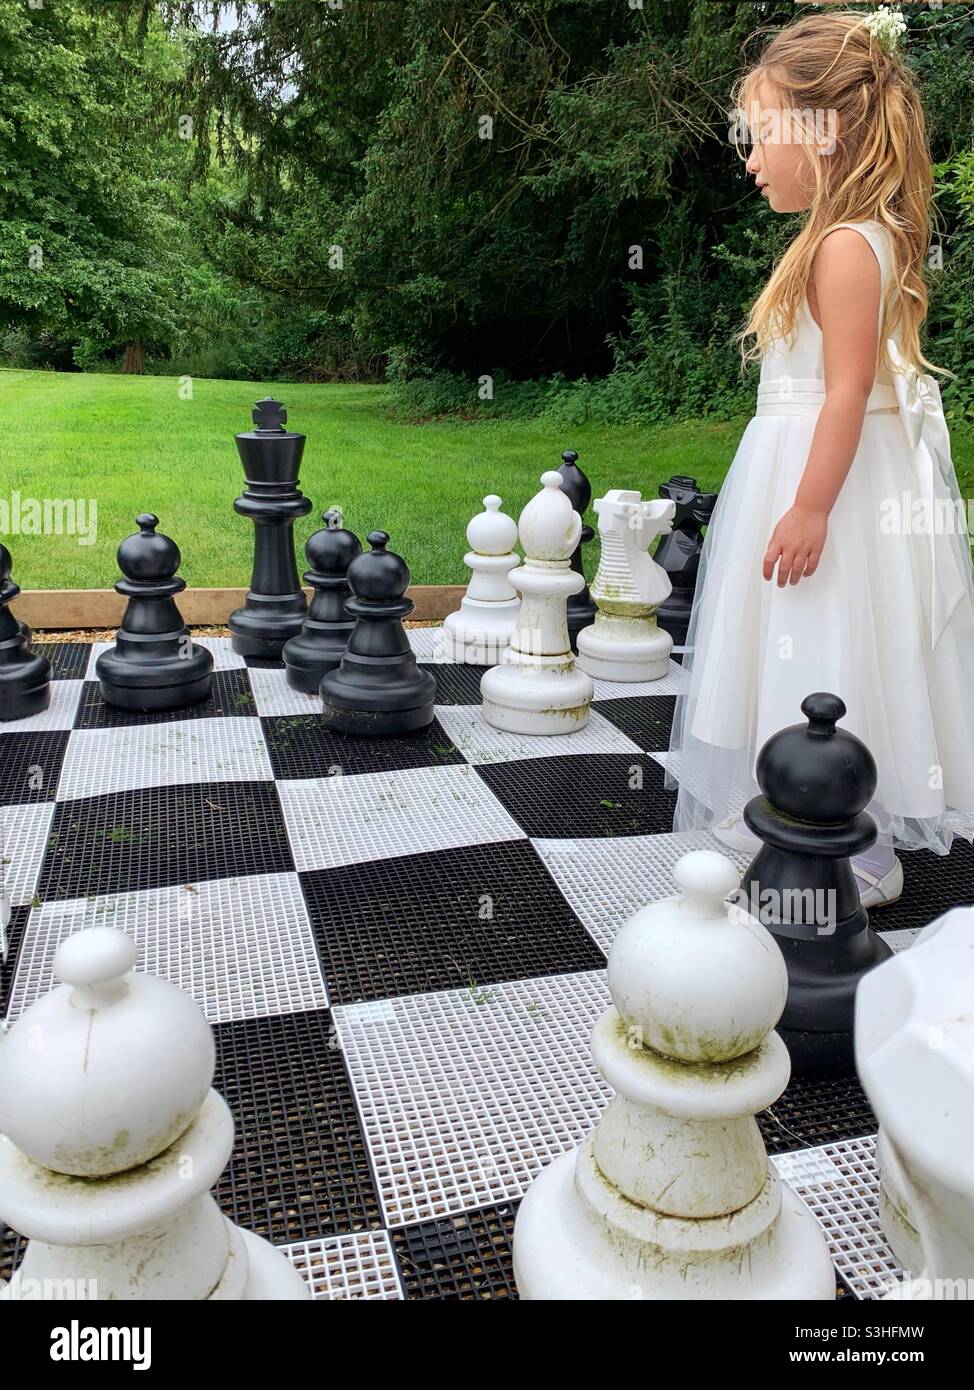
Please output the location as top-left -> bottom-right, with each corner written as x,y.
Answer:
666,411 -> 974,855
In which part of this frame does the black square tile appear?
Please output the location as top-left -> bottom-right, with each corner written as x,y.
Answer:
301,840 -> 605,1004
37,780 -> 293,901
872,839 -> 974,933
1,905 -> 30,1018
759,1071 -> 876,1155
244,655 -> 284,669
594,695 -> 675,752
75,669 -> 257,729
32,641 -> 91,680
0,731 -> 69,807
392,1201 -> 518,1300
262,714 -> 464,779
428,663 -> 490,705
212,1008 -> 382,1243
475,754 -> 676,837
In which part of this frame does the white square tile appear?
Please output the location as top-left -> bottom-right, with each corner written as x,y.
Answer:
532,829 -> 752,954
1,802 -> 55,907
56,717 -> 273,800
277,763 -> 526,872
246,666 -> 322,718
0,680 -> 82,733
6,871 -> 327,1025
590,660 -> 686,699
281,1231 -> 404,1300
334,970 -> 610,1226
409,627 -> 450,661
433,706 -> 643,766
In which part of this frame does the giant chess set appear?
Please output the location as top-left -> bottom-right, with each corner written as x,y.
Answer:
0,399 -> 972,1302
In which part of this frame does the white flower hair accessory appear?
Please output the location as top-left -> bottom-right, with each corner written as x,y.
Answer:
864,6 -> 908,54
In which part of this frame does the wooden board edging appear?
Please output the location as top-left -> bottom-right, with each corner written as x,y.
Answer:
12,585 -> 465,631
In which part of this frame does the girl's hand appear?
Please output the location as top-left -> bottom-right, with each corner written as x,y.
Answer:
763,505 -> 828,587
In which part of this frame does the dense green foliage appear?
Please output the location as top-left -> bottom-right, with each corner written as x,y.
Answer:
2,0 -> 974,423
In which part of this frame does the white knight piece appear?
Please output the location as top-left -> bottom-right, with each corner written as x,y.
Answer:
480,471 -> 593,735
442,495 -> 520,665
576,489 -> 676,682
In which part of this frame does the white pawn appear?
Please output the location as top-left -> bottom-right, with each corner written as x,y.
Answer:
480,471 -> 593,734
0,928 -> 309,1301
576,490 -> 676,681
513,851 -> 835,1300
442,495 -> 520,665
856,906 -> 974,1300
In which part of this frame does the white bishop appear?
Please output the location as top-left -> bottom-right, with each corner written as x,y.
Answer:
0,927 -> 309,1300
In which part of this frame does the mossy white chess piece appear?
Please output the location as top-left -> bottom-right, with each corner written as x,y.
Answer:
0,927 -> 309,1301
513,850 -> 835,1300
856,906 -> 974,1300
576,490 -> 676,681
442,495 -> 520,665
480,472 -> 593,734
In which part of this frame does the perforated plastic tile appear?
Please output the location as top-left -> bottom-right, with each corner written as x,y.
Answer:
277,764 -> 526,873
0,680 -> 82,733
56,717 -> 272,800
774,1136 -> 903,1299
300,839 -> 603,1004
874,839 -> 974,931
409,627 -> 450,661
0,731 -> 69,808
0,906 -> 29,1017
760,1073 -> 876,1155
211,1008 -> 383,1244
593,695 -> 676,752
33,641 -> 91,681
75,670 -> 257,729
533,829 -> 751,954
281,1231 -> 404,1300
1,801 -> 54,906
589,660 -> 685,699
263,714 -> 464,780
39,781 -> 293,901
433,706 -> 642,767
334,970 -> 610,1227
475,753 -> 677,838
881,928 -> 920,952
7,872 -> 327,1025
392,1202 -> 518,1300
246,666 -> 323,718
428,663 -> 490,705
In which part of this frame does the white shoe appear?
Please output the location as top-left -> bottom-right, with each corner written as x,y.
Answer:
712,814 -> 759,856
852,855 -> 903,910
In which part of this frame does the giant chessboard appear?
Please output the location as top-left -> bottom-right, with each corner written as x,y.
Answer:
2,632 -> 973,1300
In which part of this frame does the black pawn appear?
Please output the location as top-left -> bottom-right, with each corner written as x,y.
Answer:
229,397 -> 312,659
319,531 -> 435,736
96,515 -> 213,712
653,475 -> 718,652
283,510 -> 362,693
0,544 -> 51,722
557,450 -> 596,653
738,692 -> 892,1076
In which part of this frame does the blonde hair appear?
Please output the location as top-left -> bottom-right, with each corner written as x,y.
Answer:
731,9 -> 945,380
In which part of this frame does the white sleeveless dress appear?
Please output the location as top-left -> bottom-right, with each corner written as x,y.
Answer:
667,219 -> 974,855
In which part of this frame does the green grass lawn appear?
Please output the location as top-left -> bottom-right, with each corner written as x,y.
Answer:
2,368 -> 972,591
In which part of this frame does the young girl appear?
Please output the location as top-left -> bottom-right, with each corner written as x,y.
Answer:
667,8 -> 974,907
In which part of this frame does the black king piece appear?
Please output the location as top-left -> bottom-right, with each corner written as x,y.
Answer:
738,692 -> 892,1077
229,398 -> 312,659
557,450 -> 596,653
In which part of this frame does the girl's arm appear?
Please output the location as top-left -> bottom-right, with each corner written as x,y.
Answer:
763,229 -> 881,586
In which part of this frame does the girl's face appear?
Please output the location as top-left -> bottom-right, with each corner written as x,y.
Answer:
744,77 -> 820,214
